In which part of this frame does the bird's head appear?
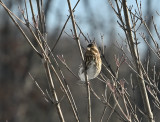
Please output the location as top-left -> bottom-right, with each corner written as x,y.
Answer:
86,42 -> 99,53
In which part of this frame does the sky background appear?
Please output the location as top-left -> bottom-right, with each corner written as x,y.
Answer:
5,0 -> 160,44
46,0 -> 159,31
47,0 -> 160,54
1,0 -> 160,57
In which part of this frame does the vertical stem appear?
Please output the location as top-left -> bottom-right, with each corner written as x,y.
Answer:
66,0 -> 84,61
66,0 -> 91,121
122,0 -> 154,122
87,83 -> 91,122
44,62 -> 65,122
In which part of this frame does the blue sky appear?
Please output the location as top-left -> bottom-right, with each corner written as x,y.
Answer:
9,0 -> 159,38
7,0 -> 160,51
45,0 -> 160,39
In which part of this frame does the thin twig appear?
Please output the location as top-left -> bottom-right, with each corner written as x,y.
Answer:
50,0 -> 80,53
29,73 -> 54,103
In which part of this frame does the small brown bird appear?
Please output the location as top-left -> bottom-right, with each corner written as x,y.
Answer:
78,42 -> 102,81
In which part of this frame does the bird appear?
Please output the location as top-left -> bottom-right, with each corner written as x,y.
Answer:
78,42 -> 102,81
